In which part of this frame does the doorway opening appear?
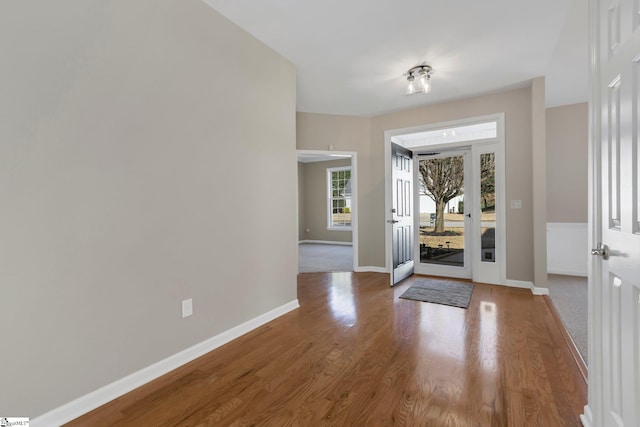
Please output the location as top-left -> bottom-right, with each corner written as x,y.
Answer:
385,114 -> 506,285
297,150 -> 358,273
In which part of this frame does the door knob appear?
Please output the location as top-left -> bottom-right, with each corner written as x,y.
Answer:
591,243 -> 609,260
387,219 -> 399,224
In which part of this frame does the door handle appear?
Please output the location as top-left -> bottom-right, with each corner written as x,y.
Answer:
387,219 -> 399,224
591,243 -> 609,260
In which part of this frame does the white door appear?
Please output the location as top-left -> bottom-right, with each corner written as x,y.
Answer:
390,142 -> 414,285
413,145 -> 503,285
587,0 -> 640,425
414,150 -> 472,279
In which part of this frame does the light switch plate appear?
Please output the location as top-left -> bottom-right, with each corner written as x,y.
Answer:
182,298 -> 193,318
510,200 -> 522,209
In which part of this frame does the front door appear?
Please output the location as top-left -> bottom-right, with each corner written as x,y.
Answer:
415,151 -> 471,279
588,0 -> 640,425
390,142 -> 414,285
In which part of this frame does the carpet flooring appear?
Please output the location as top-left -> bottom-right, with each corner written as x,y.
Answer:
298,243 -> 353,273
547,274 -> 588,364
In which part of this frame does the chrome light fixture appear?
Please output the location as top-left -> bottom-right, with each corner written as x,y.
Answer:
405,64 -> 432,95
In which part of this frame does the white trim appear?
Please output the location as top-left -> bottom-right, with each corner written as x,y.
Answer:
585,0 -> 602,424
384,137 -> 392,275
496,114 -> 507,286
547,268 -> 588,277
354,266 -> 388,273
531,286 -> 550,296
506,279 -> 534,289
298,240 -> 352,246
297,149 -> 355,157
505,279 -> 549,295
326,165 -> 353,230
580,405 -> 593,426
350,153 -> 359,271
31,300 -> 300,427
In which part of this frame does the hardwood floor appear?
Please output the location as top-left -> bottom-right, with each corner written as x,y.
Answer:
65,273 -> 587,426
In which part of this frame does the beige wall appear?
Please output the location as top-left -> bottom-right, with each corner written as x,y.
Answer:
298,85 -> 541,281
298,159 -> 352,242
531,77 -> 548,288
296,114 -> 371,154
546,103 -> 589,223
0,0 -> 297,418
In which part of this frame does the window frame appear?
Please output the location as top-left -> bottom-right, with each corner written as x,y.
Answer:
326,166 -> 353,231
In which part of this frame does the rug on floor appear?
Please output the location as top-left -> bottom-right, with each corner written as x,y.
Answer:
399,279 -> 474,309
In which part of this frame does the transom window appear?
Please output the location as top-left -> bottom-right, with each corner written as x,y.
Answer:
327,167 -> 352,230
393,121 -> 498,148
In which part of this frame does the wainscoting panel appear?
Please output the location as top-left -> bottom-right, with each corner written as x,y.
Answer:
547,223 -> 588,276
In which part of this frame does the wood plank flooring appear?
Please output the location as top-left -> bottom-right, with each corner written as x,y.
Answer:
65,273 -> 587,426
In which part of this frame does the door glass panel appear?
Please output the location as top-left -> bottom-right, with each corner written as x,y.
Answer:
418,155 -> 465,267
480,153 -> 496,263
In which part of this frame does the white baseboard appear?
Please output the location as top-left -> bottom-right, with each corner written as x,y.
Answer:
354,266 -> 388,273
506,279 -> 533,289
548,268 -> 587,277
580,405 -> 593,426
298,240 -> 352,246
31,299 -> 300,427
505,279 -> 549,296
531,286 -> 550,296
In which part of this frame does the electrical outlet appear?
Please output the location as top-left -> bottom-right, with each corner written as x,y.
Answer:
182,298 -> 193,318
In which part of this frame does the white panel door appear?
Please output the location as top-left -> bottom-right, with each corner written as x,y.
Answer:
390,143 -> 414,285
590,0 -> 640,425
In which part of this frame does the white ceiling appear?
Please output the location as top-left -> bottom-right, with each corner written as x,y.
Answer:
203,0 -> 588,117
297,153 -> 352,163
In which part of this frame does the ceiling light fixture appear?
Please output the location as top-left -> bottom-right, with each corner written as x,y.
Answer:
405,64 -> 432,95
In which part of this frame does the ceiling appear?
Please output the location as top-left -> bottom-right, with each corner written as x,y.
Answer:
298,153 -> 352,163
203,0 -> 588,117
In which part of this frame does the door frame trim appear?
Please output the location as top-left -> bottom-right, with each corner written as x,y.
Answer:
384,113 -> 506,286
582,0 -> 601,424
